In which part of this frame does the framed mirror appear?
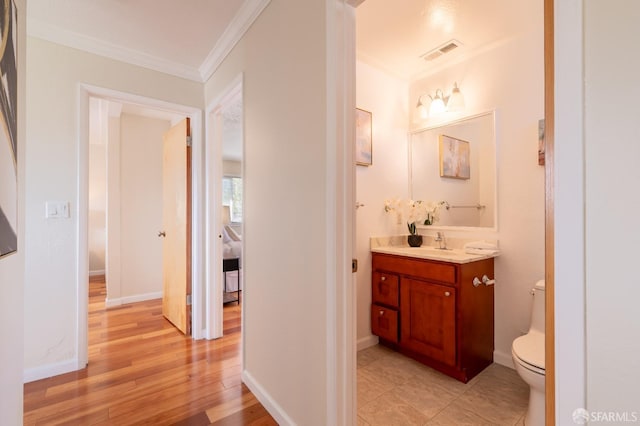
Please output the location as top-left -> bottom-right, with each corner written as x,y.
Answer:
409,110 -> 497,230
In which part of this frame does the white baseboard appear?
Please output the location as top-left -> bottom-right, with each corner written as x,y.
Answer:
357,334 -> 379,351
242,369 -> 295,425
105,291 -> 162,308
24,358 -> 82,383
89,269 -> 105,277
494,349 -> 515,369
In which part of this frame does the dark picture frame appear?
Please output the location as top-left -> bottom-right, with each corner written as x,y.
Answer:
0,0 -> 17,258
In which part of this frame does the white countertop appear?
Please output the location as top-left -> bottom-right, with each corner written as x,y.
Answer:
370,235 -> 500,264
371,245 -> 498,264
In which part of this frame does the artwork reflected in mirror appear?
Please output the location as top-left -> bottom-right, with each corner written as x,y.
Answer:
411,111 -> 496,229
439,135 -> 470,179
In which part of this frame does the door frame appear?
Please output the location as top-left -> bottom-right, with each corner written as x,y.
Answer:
204,74 -> 243,340
77,84 -> 204,367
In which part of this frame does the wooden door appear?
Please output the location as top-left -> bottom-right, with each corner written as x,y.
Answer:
161,117 -> 191,335
400,278 -> 456,366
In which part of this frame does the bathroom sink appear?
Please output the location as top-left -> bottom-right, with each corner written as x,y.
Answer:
408,247 -> 468,259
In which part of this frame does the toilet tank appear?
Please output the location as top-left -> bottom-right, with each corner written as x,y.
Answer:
529,280 -> 546,333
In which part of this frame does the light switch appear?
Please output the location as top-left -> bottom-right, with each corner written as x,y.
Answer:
46,201 -> 70,219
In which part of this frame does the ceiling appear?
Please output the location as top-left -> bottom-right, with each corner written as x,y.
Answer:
28,1 -> 251,160
27,0 -> 265,82
29,0 -> 532,161
356,0 -> 535,81
27,0 -> 532,85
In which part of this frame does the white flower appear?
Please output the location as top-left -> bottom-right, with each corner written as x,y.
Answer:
384,198 -> 446,228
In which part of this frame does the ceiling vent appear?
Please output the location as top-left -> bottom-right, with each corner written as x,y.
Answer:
420,39 -> 462,62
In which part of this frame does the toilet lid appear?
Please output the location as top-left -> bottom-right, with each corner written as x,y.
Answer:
513,332 -> 545,370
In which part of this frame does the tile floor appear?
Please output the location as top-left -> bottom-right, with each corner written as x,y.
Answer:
357,345 -> 529,425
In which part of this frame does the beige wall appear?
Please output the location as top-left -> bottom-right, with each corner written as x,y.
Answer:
354,60 -> 409,347
88,98 -> 107,273
24,36 -> 203,379
0,0 -> 26,422
204,0 -> 332,423
584,0 -> 640,415
118,113 -> 169,299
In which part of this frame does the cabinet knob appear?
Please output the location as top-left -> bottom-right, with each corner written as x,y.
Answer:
380,276 -> 386,281
444,291 -> 451,297
379,310 -> 384,316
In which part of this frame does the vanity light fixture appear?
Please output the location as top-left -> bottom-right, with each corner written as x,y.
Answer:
446,82 -> 465,112
429,89 -> 446,116
416,83 -> 466,120
416,95 -> 429,120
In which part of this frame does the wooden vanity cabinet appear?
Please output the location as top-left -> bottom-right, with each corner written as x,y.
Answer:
371,252 -> 495,383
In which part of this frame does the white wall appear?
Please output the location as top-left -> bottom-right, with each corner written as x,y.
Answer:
354,60 -> 409,347
118,113 -> 169,299
0,0 -> 26,422
584,0 -> 640,415
407,0 -> 544,366
24,36 -> 204,380
204,1 -> 337,423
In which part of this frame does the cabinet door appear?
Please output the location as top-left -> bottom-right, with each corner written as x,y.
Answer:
371,304 -> 398,343
372,271 -> 399,307
400,278 -> 456,366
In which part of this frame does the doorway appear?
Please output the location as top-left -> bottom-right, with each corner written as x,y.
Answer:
78,84 -> 205,367
88,98 -> 188,311
204,75 -> 243,340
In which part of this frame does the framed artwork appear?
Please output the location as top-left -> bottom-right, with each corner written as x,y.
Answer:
439,134 -> 470,179
538,118 -> 545,166
355,108 -> 372,166
0,0 -> 18,259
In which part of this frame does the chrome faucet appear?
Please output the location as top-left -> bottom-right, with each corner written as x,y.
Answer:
435,231 -> 447,249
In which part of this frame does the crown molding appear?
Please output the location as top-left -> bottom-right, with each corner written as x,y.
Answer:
199,0 -> 271,82
27,0 -> 271,83
27,17 -> 203,82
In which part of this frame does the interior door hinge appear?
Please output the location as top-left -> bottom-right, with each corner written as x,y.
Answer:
186,136 -> 192,147
352,259 -> 358,273
186,294 -> 192,306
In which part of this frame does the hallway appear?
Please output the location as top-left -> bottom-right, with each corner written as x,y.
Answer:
23,276 -> 274,425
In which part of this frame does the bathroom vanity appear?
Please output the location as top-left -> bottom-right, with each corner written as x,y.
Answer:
370,246 -> 496,383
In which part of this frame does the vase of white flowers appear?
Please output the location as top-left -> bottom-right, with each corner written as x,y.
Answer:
384,198 -> 446,248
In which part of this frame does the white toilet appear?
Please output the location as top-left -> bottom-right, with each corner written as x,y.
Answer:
512,279 -> 545,426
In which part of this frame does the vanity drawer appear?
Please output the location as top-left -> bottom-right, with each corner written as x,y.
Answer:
371,304 -> 398,343
373,253 -> 456,285
372,271 -> 399,307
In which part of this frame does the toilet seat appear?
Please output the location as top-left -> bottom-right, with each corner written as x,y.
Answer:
512,332 -> 545,375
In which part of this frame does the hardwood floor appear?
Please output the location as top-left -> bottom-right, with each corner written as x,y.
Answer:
24,276 -> 275,425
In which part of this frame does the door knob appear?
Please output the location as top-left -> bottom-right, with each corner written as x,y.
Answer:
158,231 -> 166,237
